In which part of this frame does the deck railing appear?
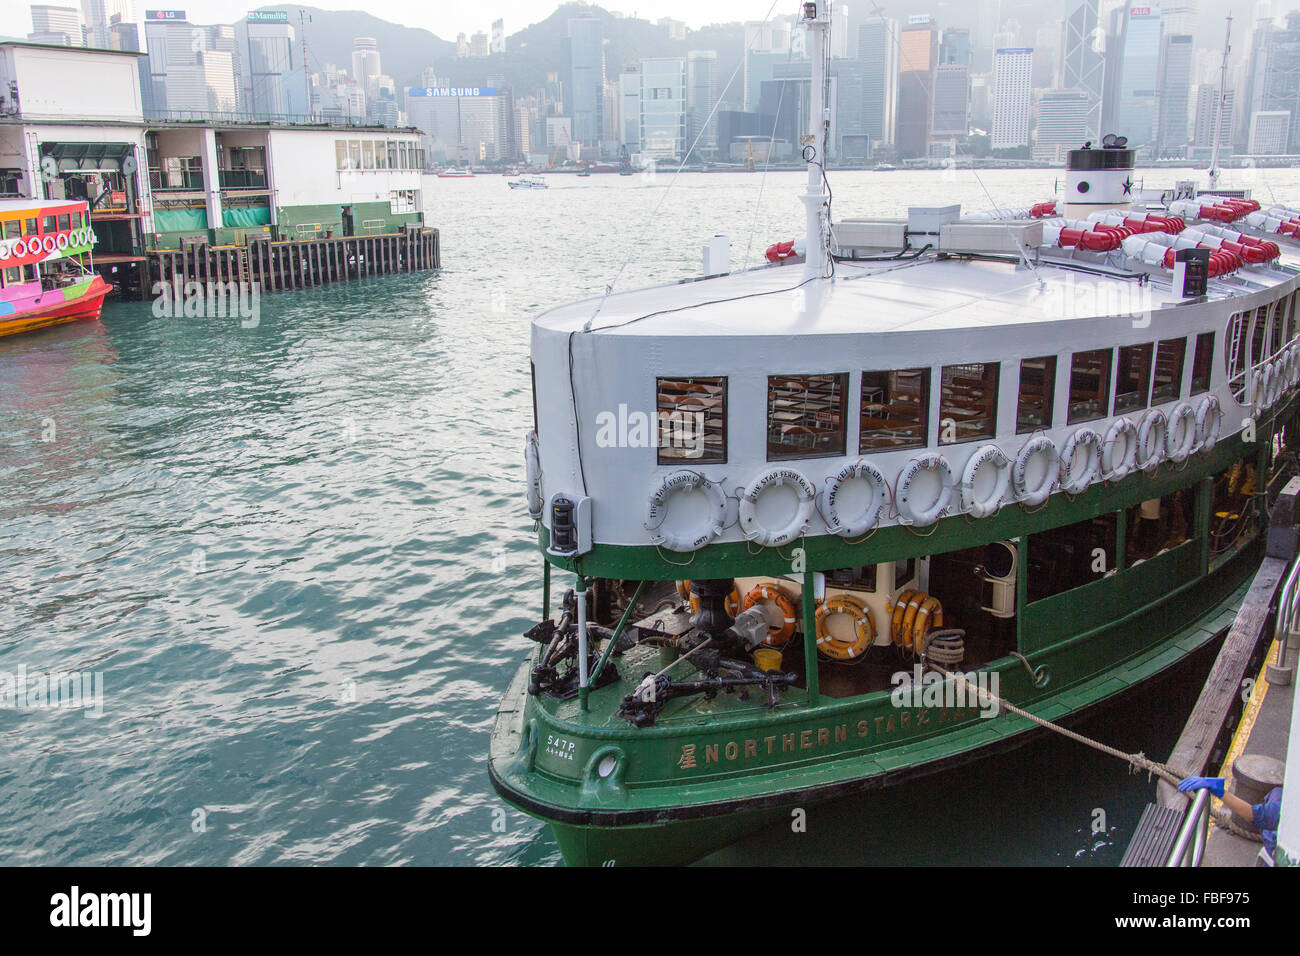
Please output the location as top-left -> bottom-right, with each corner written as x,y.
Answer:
1165,787 -> 1213,866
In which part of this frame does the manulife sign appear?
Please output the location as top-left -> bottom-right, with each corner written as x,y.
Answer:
248,10 -> 289,21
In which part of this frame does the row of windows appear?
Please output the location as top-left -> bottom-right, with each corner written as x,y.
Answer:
656,334 -> 1217,463
1227,291 -> 1300,399
0,211 -> 88,241
334,139 -> 425,172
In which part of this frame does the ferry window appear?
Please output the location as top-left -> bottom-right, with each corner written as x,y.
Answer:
1068,348 -> 1112,424
860,368 -> 929,452
388,141 -> 399,168
1151,338 -> 1185,404
1114,343 -> 1153,414
56,214 -> 70,231
1288,292 -> 1299,345
375,142 -> 387,169
1016,356 -> 1056,434
1,221 -> 18,239
1211,458 -> 1257,559
767,373 -> 848,460
1190,332 -> 1214,394
42,215 -> 55,233
657,376 -> 727,463
1027,513 -> 1117,602
938,362 -> 999,444
825,566 -> 876,592
348,141 -> 362,169
2,267 -> 18,285
336,140 -> 348,169
1126,491 -> 1194,565
24,217 -> 36,235
362,141 -> 375,169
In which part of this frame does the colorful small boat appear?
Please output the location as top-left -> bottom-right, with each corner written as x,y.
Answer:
0,198 -> 110,338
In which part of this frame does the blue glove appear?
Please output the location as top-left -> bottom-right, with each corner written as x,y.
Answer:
1178,776 -> 1225,797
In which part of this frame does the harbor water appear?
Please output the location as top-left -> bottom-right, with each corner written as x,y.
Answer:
0,168 -> 1289,866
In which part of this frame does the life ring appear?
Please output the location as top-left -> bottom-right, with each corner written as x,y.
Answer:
1195,395 -> 1222,453
815,594 -> 876,661
823,461 -> 888,537
1269,360 -> 1283,406
738,467 -> 817,548
524,430 -> 543,519
12,239 -> 26,257
1012,437 -> 1059,507
891,589 -> 918,645
77,229 -> 88,245
677,580 -> 741,616
1165,403 -> 1197,464
742,583 -> 798,647
1253,365 -> 1273,408
1059,428 -> 1102,494
645,470 -> 727,552
910,594 -> 943,654
961,444 -> 1011,518
1101,418 -> 1138,481
895,453 -> 954,527
0,242 -> 9,261
41,236 -> 55,254
1136,409 -> 1167,473
55,233 -> 67,250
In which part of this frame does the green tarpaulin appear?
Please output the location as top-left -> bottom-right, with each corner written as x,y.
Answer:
153,208 -> 208,232
222,206 -> 271,227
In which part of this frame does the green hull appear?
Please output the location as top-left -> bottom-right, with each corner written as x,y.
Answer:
490,401 -> 1296,866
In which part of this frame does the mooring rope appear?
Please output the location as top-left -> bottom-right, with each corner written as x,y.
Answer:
925,661 -> 1190,786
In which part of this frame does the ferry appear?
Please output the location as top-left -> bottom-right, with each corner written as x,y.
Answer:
489,2 -> 1300,866
436,168 -> 476,179
508,177 -> 549,190
0,198 -> 110,338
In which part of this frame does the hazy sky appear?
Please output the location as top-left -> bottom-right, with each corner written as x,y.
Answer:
4,0 -> 796,40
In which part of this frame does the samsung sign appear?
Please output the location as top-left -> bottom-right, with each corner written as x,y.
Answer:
407,87 -> 498,97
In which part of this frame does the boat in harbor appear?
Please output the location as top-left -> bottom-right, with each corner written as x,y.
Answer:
437,168 -> 476,179
0,198 -> 110,338
508,177 -> 549,190
489,2 -> 1300,866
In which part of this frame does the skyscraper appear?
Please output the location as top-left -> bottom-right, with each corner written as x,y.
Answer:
29,5 -> 83,46
1059,0 -> 1104,144
1156,34 -> 1193,156
1244,13 -> 1300,154
686,51 -> 720,158
236,13 -> 308,119
639,57 -> 686,161
619,69 -> 640,150
351,38 -> 381,87
1193,85 -> 1234,149
897,16 -> 937,158
1036,89 -> 1093,162
1111,6 -> 1163,152
931,63 -> 970,139
144,12 -> 237,115
859,17 -> 898,147
567,17 -> 605,146
991,48 -> 1033,150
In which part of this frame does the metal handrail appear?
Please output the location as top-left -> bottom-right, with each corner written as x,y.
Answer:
1274,546 -> 1300,675
1166,786 -> 1212,866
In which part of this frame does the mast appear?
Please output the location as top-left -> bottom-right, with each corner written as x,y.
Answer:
801,1 -> 830,280
1209,14 -> 1232,191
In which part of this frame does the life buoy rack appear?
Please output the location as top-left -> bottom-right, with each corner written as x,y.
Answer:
645,470 -> 727,552
1059,428 -> 1102,494
1165,403 -> 1197,464
891,589 -> 918,645
1101,418 -> 1138,481
739,467 -> 817,548
524,430 -> 543,519
1195,395 -> 1222,453
961,444 -> 1011,517
822,460 -> 888,538
1253,365 -> 1273,408
1012,437 -> 1059,507
815,594 -> 876,661
677,580 -> 741,616
895,453 -> 954,527
1136,409 -> 1167,473
889,589 -> 943,652
742,582 -> 798,647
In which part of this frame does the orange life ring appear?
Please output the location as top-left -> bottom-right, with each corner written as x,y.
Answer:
911,595 -> 944,653
890,589 -> 917,644
677,580 -> 741,616
742,582 -> 798,647
815,595 -> 876,661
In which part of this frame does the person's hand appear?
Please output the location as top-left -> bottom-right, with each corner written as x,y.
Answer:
1178,776 -> 1225,797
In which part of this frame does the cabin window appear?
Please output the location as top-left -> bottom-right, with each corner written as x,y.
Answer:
1027,513 -> 1117,602
1287,292 -> 1299,346
42,215 -> 55,233
2,267 -> 19,286
1114,343 -> 1153,414
938,362 -> 999,444
336,140 -> 348,169
388,141 -> 400,168
1211,457 -> 1257,560
24,218 -> 37,235
825,565 -> 876,592
375,141 -> 387,169
362,141 -> 375,169
1,221 -> 18,240
56,214 -> 70,232
860,368 -> 929,452
1126,492 -> 1195,565
1190,332 -> 1214,395
348,141 -> 362,170
1016,356 -> 1056,434
1152,339 -> 1184,404
1067,348 -> 1112,423
767,373 -> 848,460
657,376 -> 727,463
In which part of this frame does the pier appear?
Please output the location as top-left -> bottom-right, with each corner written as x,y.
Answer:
138,227 -> 441,299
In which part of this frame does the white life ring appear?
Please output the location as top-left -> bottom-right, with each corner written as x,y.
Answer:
1269,359 -> 1284,406
961,444 -> 1011,517
1136,409 -> 1167,473
12,238 -> 26,257
1012,437 -> 1059,508
1253,365 -> 1273,408
645,470 -> 727,552
524,430 -> 543,519
1059,428 -> 1102,494
823,460 -> 888,538
1165,403 -> 1197,464
0,242 -> 9,261
739,467 -> 817,548
41,236 -> 55,254
1101,418 -> 1138,481
896,453 -> 954,527
1195,395 -> 1222,453
55,233 -> 67,250
75,228 -> 86,245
